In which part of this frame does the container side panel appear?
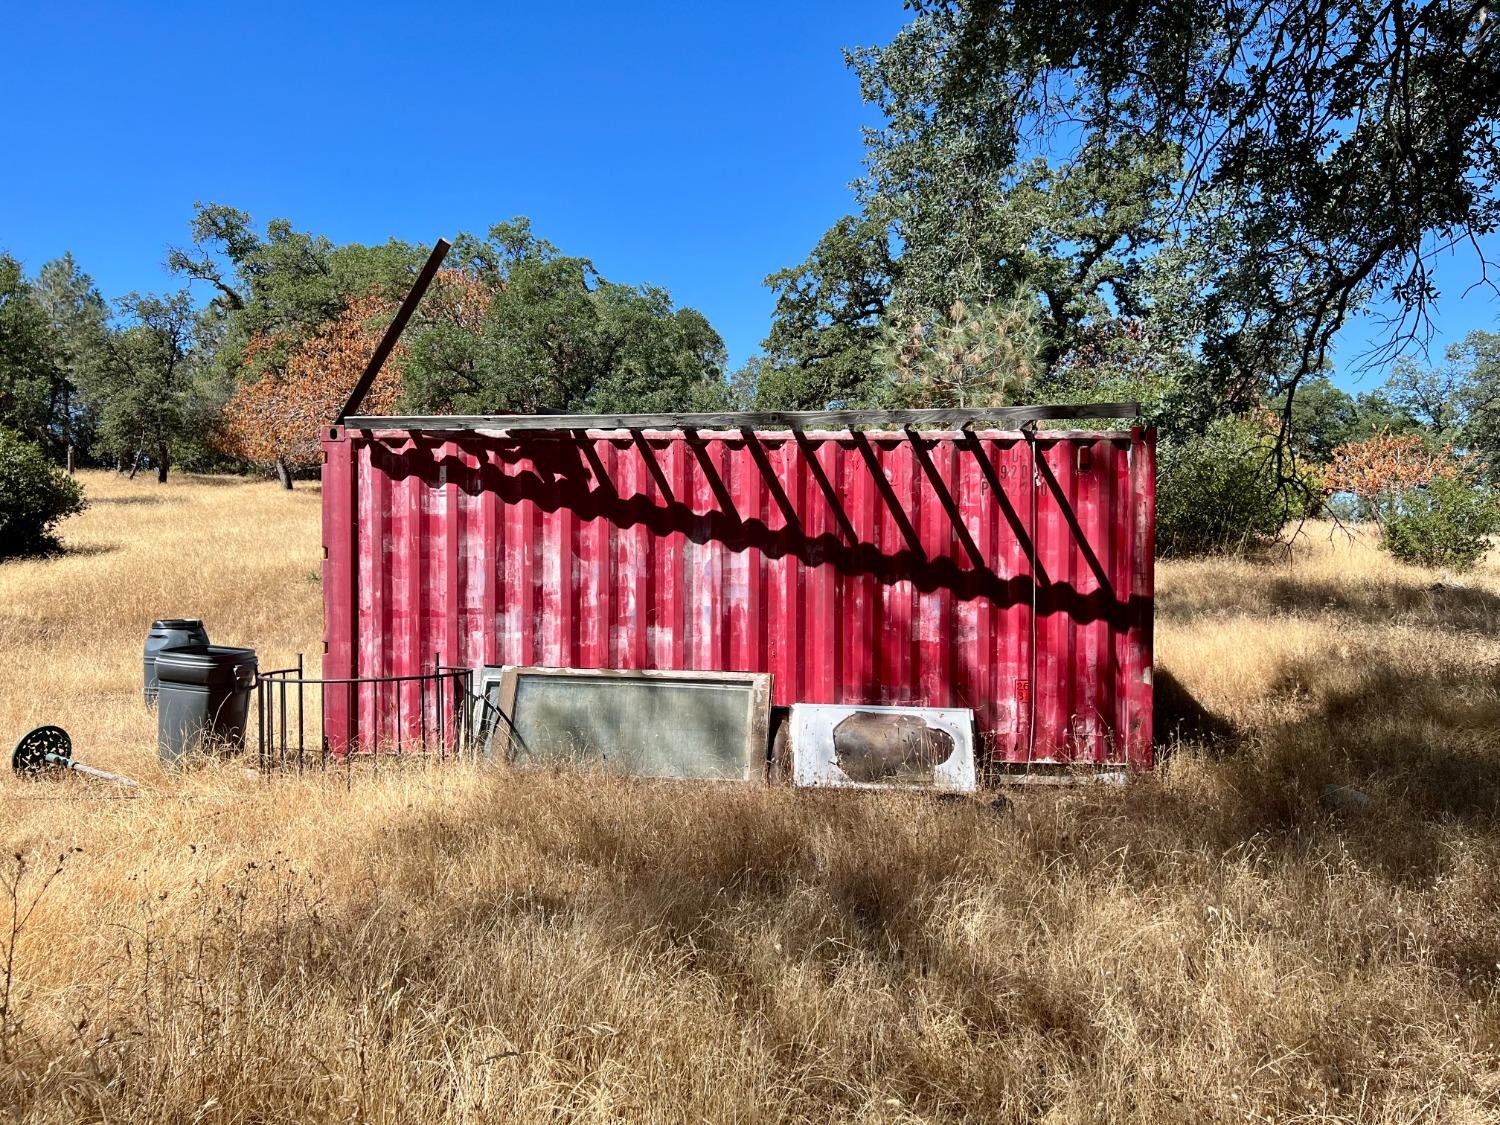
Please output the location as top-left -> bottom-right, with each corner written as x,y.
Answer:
1130,432 -> 1157,764
1030,433 -> 1152,765
333,429 -> 1154,766
967,437 -> 1033,763
320,429 -> 356,754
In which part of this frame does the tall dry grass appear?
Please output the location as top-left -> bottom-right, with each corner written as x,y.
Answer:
0,471 -> 324,777
1,471 -> 1499,1123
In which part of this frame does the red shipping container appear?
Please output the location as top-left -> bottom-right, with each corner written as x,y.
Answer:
321,423 -> 1155,767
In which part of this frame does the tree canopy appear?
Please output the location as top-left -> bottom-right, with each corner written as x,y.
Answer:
218,294 -> 406,476
892,2 -> 1498,420
0,254 -> 59,450
156,208 -> 729,485
401,220 -> 728,416
754,1 -> 1500,457
6,2 -> 1499,559
82,291 -> 202,482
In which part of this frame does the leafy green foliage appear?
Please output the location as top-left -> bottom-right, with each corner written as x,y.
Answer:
78,291 -> 203,482
1431,332 -> 1500,481
0,427 -> 85,556
851,19 -> 1181,363
401,220 -> 728,414
33,254 -> 109,464
751,7 -> 1190,408
1381,475 -> 1500,571
1277,377 -> 1361,464
0,255 -> 62,451
754,75 -> 1182,406
1042,318 -> 1196,433
170,203 -> 423,332
882,296 -> 1043,408
1155,417 -> 1289,557
744,213 -> 895,409
168,210 -> 732,429
905,1 -> 1500,415
1327,431 -> 1498,569
169,203 -> 425,393
1335,331 -> 1500,486
760,1 -> 1500,495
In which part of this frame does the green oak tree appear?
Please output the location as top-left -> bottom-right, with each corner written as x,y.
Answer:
168,203 -> 429,483
752,212 -> 895,409
754,134 -> 1181,409
888,0 -> 1500,470
401,219 -> 729,415
1363,330 -> 1500,480
0,255 -> 62,452
80,291 -> 201,482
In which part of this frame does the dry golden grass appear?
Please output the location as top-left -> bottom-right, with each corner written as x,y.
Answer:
2,470 -> 1500,1123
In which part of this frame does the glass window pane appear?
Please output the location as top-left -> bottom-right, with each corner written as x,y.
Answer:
508,675 -> 758,780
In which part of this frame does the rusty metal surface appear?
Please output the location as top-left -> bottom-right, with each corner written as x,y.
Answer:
321,425 -> 1154,766
835,711 -> 955,782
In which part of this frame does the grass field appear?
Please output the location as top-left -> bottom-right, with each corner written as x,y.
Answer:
2,469 -> 1499,1122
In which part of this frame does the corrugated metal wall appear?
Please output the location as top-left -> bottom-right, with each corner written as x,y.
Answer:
322,425 -> 1154,766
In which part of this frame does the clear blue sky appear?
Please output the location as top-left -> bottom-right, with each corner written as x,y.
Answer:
1,0 -> 909,373
2,0 -> 1495,387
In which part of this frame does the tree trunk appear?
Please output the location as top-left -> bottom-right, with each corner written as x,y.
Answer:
128,453 -> 140,480
61,387 -> 74,474
157,446 -> 170,484
275,455 -> 294,490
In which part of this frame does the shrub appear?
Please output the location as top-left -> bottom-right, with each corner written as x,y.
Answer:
0,427 -> 86,557
1324,432 -> 1460,501
1325,432 -> 1498,570
1155,416 -> 1289,556
1380,475 -> 1499,570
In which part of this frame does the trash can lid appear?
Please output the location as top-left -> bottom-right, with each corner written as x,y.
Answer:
155,645 -> 257,686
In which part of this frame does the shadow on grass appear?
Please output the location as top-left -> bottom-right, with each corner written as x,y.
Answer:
1154,667 -> 1238,750
118,729 -> 1491,1125
89,494 -> 181,507
1159,571 -> 1500,635
182,472 -> 255,486
1138,644 -> 1500,886
60,542 -> 121,558
1,538 -> 118,563
1268,653 -> 1500,816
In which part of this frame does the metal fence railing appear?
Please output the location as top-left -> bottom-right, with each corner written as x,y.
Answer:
255,656 -> 473,773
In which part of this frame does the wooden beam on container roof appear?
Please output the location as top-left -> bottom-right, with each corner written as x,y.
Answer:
342,402 -> 1142,433
335,237 -> 452,424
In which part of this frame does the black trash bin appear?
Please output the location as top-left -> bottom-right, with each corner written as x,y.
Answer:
144,619 -> 209,705
156,645 -> 257,764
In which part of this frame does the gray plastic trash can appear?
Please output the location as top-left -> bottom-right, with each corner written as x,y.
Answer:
156,645 -> 257,764
144,619 -> 209,705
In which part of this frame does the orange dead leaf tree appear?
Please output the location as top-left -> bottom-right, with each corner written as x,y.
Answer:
218,295 -> 402,487
1322,432 -> 1484,524
218,272 -> 490,487
1325,433 -> 1463,501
